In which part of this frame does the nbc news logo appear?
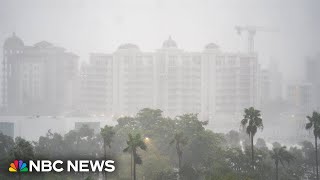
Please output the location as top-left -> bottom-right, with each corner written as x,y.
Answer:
9,160 -> 28,173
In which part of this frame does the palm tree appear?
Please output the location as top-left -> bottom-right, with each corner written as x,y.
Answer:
123,133 -> 147,180
100,125 -> 115,180
241,107 -> 263,169
271,146 -> 295,180
306,111 -> 320,180
170,132 -> 188,176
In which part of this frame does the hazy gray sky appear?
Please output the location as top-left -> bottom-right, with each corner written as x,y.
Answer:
1,0 -> 319,79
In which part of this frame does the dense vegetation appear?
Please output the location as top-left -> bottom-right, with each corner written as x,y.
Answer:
0,108 -> 320,180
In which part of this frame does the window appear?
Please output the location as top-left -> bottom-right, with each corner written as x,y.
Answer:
192,56 -> 201,64
123,56 -> 130,64
228,56 -> 236,65
169,56 -> 177,66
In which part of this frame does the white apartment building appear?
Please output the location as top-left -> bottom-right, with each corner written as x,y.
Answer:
80,53 -> 113,115
155,37 -> 202,117
2,33 -> 79,115
113,44 -> 156,116
80,37 -> 260,124
202,44 -> 260,130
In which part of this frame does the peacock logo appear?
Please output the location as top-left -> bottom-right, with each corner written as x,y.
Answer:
9,160 -> 28,172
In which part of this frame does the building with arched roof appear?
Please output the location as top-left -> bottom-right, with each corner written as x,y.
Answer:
80,36 -> 260,125
1,33 -> 79,115
3,33 -> 24,50
2,33 -> 261,129
162,36 -> 178,49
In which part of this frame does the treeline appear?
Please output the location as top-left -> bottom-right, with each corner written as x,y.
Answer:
0,108 -> 320,180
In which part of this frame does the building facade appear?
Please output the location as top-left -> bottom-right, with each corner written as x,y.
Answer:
0,122 -> 14,137
285,83 -> 313,113
155,37 -> 202,117
113,44 -> 156,116
306,55 -> 320,111
79,53 -> 113,115
80,37 -> 261,124
2,33 -> 79,115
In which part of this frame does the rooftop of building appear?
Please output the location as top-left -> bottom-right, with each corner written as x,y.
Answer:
3,32 -> 24,49
205,43 -> 219,49
162,36 -> 178,49
117,43 -> 140,51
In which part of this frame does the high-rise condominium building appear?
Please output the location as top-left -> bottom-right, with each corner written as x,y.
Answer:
306,55 -> 320,110
2,33 -> 79,115
81,44 -> 157,116
155,37 -> 202,117
80,53 -> 113,115
80,37 -> 260,122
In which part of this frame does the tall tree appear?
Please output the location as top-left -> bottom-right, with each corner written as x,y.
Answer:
0,133 -> 14,176
306,111 -> 320,180
300,141 -> 316,174
34,130 -> 65,159
123,133 -> 147,180
0,133 -> 14,157
170,132 -> 188,176
100,125 -> 115,180
241,107 -> 263,170
11,137 -> 34,180
136,108 -> 163,129
11,137 -> 34,161
271,146 -> 295,180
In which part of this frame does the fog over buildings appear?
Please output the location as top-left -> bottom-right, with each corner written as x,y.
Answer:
0,0 -> 320,144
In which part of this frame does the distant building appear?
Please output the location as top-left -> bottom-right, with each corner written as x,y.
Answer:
1,33 -> 261,129
286,83 -> 313,113
75,122 -> 100,134
113,44 -> 156,116
0,122 -> 14,137
202,45 -> 260,130
260,69 -> 271,104
2,33 -> 79,115
202,46 -> 260,117
79,53 -> 113,115
269,61 -> 283,101
155,37 -> 202,117
80,36 -> 261,124
260,60 -> 284,104
306,55 -> 320,110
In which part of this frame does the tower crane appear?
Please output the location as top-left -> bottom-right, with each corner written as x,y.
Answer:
235,25 -> 278,53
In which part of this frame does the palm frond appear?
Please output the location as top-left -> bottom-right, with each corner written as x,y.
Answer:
139,141 -> 147,151
306,122 -> 313,130
241,119 -> 248,126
